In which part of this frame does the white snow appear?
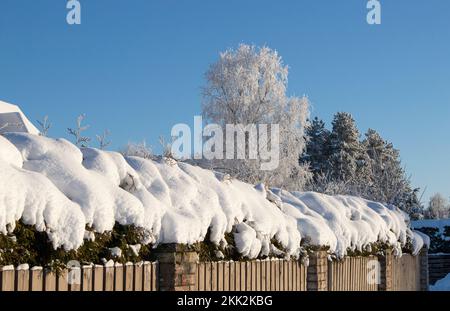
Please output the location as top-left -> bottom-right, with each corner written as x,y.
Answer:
234,222 -> 263,259
0,133 -> 427,259
129,244 -> 141,256
4,133 -> 146,234
411,230 -> 430,255
81,148 -> 163,242
84,230 -> 95,242
275,190 -> 427,257
104,259 -> 115,267
109,247 -> 122,258
215,250 -> 225,259
30,266 -> 43,271
0,136 -> 85,250
16,263 -> 30,270
431,273 -> 450,291
126,157 -> 301,257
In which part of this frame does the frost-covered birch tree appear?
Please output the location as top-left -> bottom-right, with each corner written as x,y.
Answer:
427,193 -> 450,219
201,44 -> 311,190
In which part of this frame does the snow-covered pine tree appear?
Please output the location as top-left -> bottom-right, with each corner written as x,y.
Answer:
328,112 -> 365,184
401,187 -> 424,220
362,129 -> 400,201
362,129 -> 423,216
301,117 -> 331,178
303,114 -> 423,217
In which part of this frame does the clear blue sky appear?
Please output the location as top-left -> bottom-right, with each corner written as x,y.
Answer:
0,0 -> 449,203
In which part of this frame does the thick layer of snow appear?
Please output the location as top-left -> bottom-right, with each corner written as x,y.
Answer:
0,136 -> 84,250
0,133 -> 427,258
431,273 -> 450,291
5,133 -> 146,234
0,100 -> 39,135
109,247 -> 122,258
276,190 -> 427,257
81,148 -> 163,242
126,157 -> 301,257
411,230 -> 430,254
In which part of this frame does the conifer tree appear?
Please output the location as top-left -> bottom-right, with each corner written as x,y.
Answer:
301,117 -> 331,177
328,112 -> 362,183
362,129 -> 422,215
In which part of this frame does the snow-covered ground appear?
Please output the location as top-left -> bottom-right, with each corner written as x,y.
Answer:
431,273 -> 450,291
0,133 -> 428,259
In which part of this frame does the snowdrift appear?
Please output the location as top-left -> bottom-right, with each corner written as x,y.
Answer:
0,136 -> 84,250
0,133 -> 427,258
431,273 -> 450,291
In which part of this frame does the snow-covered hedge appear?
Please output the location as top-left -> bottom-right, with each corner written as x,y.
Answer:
0,133 -> 428,263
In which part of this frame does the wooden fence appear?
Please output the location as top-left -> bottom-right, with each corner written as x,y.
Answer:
0,261 -> 158,292
428,254 -> 450,285
391,254 -> 421,291
0,249 -> 428,291
195,259 -> 307,291
327,256 -> 379,291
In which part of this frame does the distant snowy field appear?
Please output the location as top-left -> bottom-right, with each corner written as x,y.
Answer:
0,133 -> 428,259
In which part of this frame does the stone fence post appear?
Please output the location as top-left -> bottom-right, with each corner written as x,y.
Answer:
419,248 -> 429,291
307,250 -> 328,291
154,244 -> 199,291
378,249 -> 393,291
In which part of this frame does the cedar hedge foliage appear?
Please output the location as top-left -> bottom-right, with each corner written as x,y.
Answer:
0,221 -> 422,269
0,221 -> 153,269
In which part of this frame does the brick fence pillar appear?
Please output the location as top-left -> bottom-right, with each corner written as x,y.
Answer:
307,250 -> 328,291
378,249 -> 393,291
154,244 -> 199,291
419,248 -> 429,291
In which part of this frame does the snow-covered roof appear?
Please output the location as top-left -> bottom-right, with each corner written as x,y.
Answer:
0,100 -> 39,135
